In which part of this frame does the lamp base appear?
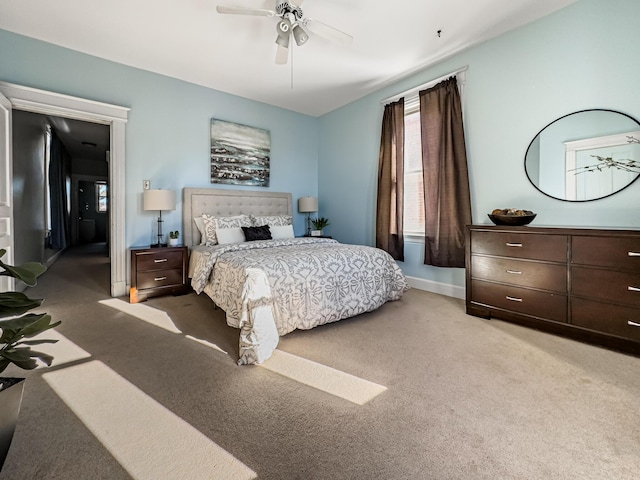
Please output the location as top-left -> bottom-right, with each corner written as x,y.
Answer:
150,243 -> 167,248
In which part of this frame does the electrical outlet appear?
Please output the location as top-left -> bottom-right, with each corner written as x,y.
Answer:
143,180 -> 150,190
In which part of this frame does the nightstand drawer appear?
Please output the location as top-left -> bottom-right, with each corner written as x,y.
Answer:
471,279 -> 567,322
571,298 -> 640,341
471,231 -> 567,262
572,266 -> 640,307
137,269 -> 184,290
135,250 -> 184,271
471,256 -> 566,292
130,246 -> 189,303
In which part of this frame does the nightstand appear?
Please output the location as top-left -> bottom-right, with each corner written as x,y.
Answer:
130,245 -> 189,303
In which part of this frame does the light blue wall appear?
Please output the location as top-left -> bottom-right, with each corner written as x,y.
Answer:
318,0 -> 640,290
0,29 -> 319,247
2,0 -> 639,293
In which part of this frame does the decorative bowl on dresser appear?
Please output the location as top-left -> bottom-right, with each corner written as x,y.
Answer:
130,245 -> 190,303
465,225 -> 640,355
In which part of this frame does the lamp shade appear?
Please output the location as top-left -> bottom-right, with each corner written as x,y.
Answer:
298,196 -> 318,213
144,189 -> 176,211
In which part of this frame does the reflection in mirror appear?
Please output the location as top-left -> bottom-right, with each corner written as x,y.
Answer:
525,109 -> 640,201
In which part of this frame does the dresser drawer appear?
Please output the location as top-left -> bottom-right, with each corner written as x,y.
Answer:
471,280 -> 567,322
571,298 -> 640,341
572,266 -> 640,308
137,268 -> 184,290
572,236 -> 640,271
135,250 -> 184,271
471,231 -> 567,262
471,256 -> 567,292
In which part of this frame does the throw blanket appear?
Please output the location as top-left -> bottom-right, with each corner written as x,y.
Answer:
190,238 -> 408,365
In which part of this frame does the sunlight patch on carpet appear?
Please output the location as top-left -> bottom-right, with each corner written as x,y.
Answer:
260,350 -> 387,405
185,335 -> 229,355
43,361 -> 257,480
99,299 -> 181,334
32,329 -> 92,368
1,330 -> 91,374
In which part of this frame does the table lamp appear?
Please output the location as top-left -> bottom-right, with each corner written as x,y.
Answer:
144,189 -> 176,247
298,196 -> 318,237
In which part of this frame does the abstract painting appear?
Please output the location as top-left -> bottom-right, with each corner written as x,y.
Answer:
210,119 -> 270,187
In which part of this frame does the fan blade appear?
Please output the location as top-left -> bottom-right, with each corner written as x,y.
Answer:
275,44 -> 289,65
216,5 -> 275,16
304,18 -> 353,46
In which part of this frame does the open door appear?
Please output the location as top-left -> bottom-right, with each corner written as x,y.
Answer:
0,91 -> 13,292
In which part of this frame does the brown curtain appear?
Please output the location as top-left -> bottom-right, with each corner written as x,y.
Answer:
376,99 -> 405,261
419,77 -> 471,267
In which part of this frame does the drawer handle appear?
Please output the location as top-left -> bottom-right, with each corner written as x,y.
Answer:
154,276 -> 167,281
506,270 -> 522,275
629,286 -> 640,292
506,243 -> 523,247
629,252 -> 640,257
506,296 -> 523,302
628,321 -> 640,328
154,258 -> 168,263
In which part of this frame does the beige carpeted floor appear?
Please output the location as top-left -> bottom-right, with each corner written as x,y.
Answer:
1,244 -> 639,480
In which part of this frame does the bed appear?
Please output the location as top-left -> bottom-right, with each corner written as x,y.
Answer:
183,187 -> 408,365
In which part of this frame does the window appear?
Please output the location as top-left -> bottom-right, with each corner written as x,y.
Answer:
403,94 -> 424,236
96,181 -> 108,212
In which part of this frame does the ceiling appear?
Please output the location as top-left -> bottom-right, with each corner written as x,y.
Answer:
47,116 -> 110,163
0,0 -> 576,117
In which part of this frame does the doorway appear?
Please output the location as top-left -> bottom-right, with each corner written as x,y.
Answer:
0,81 -> 129,297
12,110 -> 111,281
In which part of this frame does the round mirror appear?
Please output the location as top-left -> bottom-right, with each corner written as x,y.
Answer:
525,109 -> 640,201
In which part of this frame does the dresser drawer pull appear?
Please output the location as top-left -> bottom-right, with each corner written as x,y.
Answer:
154,276 -> 167,281
506,243 -> 523,247
628,321 -> 640,328
506,296 -> 523,302
629,286 -> 640,292
154,258 -> 168,263
506,270 -> 522,275
629,252 -> 640,257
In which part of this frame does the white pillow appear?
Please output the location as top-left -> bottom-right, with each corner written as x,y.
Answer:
194,216 -> 206,245
216,227 -> 246,245
270,224 -> 294,239
201,214 -> 252,245
251,215 -> 292,227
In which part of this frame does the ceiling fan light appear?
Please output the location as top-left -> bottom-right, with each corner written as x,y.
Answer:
292,23 -> 309,46
275,32 -> 290,48
276,18 -> 291,35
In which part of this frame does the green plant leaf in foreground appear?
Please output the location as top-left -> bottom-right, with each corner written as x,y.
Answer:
0,291 -> 44,318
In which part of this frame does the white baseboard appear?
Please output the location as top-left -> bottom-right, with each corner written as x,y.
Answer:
44,249 -> 65,268
406,275 -> 465,300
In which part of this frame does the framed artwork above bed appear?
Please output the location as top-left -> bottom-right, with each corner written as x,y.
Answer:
210,118 -> 270,187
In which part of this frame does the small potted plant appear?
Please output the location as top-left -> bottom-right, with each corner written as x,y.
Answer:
168,230 -> 180,246
0,249 -> 59,470
310,217 -> 330,236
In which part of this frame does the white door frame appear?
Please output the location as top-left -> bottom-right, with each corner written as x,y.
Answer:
0,82 -> 129,297
0,90 -> 13,292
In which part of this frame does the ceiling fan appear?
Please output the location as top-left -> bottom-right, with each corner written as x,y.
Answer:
216,0 -> 353,65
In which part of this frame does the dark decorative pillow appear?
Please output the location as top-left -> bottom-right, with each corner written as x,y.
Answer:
242,225 -> 272,241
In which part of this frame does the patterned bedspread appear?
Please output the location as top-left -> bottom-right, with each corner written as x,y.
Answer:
190,238 -> 408,364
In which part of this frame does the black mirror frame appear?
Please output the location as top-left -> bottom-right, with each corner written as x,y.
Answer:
524,108 -> 640,202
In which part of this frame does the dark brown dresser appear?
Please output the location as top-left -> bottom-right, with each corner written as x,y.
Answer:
130,246 -> 190,303
466,225 -> 640,354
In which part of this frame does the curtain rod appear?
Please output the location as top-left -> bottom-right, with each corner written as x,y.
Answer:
380,66 -> 468,105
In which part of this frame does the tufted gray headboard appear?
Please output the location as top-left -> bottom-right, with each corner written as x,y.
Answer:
182,188 -> 293,247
